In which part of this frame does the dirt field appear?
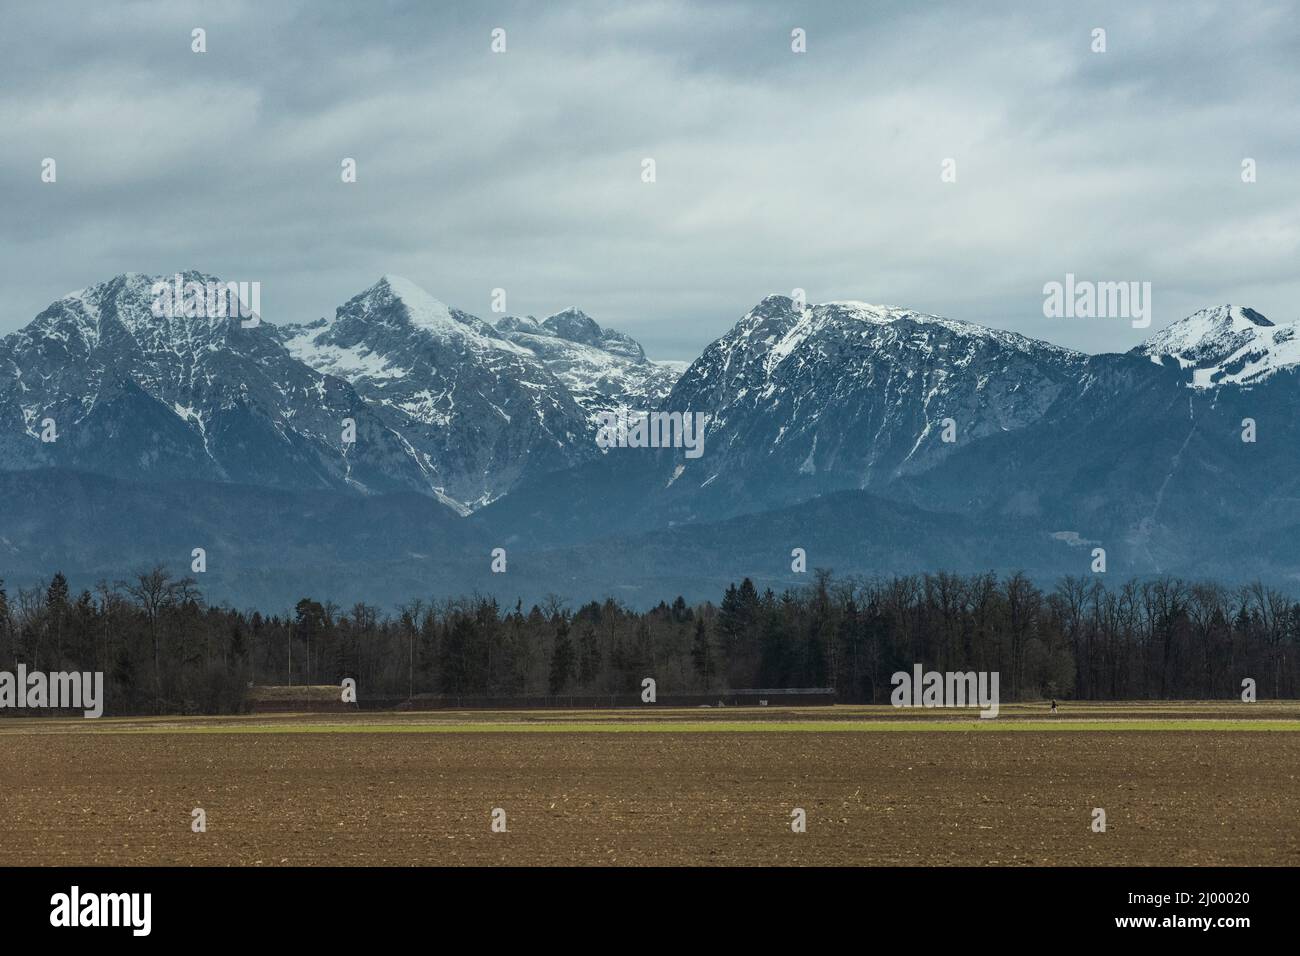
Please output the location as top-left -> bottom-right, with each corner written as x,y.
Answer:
1,702 -> 1297,866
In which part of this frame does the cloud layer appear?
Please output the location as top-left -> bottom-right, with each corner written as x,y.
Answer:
2,0 -> 1298,358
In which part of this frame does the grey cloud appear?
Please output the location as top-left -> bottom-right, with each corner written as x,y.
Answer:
1,0 -> 1298,360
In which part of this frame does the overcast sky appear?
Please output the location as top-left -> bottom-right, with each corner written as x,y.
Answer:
2,0 -> 1298,358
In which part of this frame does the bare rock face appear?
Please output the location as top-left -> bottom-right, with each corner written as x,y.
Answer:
0,272 -> 430,496
6,275 -> 1300,605
277,275 -> 602,512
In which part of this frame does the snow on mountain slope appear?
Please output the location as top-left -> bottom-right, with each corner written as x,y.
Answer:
1135,305 -> 1300,387
540,307 -> 646,361
13,269 -> 1296,554
658,293 -> 1086,504
0,272 -> 433,495
277,276 -> 594,511
0,272 -> 679,514
493,307 -> 681,418
280,275 -> 532,381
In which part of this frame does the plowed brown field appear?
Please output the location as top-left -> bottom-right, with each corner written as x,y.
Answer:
1,703 -> 1297,866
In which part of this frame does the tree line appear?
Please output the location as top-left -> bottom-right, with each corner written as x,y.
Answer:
0,567 -> 1296,715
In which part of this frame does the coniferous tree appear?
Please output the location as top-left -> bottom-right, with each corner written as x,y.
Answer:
691,617 -> 714,690
549,618 -> 575,695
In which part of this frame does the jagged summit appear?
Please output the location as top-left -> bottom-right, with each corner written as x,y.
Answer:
270,275 -> 679,504
726,294 -> 1082,376
656,293 -> 1086,500
1136,305 -> 1300,387
542,306 -> 599,337
495,314 -> 544,334
0,270 -> 430,496
6,271 -> 1295,534
493,305 -> 671,416
17,271 -> 247,355
535,306 -> 646,362
274,275 -> 590,510
375,274 -> 457,328
329,275 -> 508,345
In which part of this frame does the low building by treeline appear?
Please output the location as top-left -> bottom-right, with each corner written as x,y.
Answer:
0,567 -> 1296,716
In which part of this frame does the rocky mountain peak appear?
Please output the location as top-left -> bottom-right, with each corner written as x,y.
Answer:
1136,305 -> 1300,387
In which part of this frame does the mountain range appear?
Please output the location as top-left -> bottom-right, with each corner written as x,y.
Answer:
2,274 -> 1297,609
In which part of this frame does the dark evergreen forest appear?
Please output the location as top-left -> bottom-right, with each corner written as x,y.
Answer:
1,567 -> 1294,715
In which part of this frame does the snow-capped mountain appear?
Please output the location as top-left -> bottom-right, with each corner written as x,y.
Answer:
0,272 -> 681,517
493,306 -> 681,419
657,293 -> 1086,505
9,274 -> 1300,604
1134,304 -> 1300,387
480,293 -> 1093,543
276,276 -> 604,512
483,294 -> 1300,588
538,306 -> 645,360
0,272 -> 432,495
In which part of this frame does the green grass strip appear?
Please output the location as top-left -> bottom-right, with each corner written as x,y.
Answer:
64,718 -> 1300,734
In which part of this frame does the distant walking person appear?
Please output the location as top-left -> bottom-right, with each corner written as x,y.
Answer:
1050,699 -> 1058,714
